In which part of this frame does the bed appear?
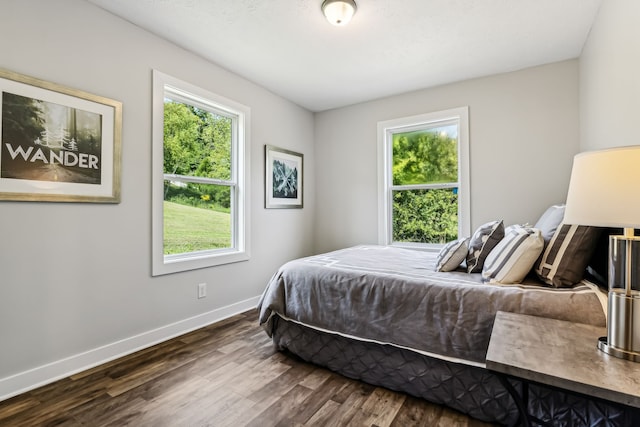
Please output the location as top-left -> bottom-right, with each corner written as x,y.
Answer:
257,244 -> 631,425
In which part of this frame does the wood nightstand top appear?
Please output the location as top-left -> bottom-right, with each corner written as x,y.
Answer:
486,311 -> 640,408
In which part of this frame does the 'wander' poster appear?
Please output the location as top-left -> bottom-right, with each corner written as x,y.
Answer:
0,69 -> 121,203
1,92 -> 103,184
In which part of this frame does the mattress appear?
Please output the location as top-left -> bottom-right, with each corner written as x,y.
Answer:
259,245 -> 607,365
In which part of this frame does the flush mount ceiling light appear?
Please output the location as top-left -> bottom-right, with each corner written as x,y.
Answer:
321,0 -> 357,26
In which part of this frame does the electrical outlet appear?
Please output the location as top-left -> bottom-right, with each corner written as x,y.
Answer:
197,283 -> 207,299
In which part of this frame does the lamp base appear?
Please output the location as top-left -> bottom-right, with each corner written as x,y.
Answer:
603,290 -> 640,361
597,336 -> 640,362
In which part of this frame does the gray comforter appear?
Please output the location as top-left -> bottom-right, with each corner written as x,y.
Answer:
258,245 -> 607,365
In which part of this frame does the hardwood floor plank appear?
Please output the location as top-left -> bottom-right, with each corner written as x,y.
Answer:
246,358 -> 315,404
313,381 -> 376,427
214,400 -> 268,427
435,409 -> 475,427
297,366 -> 333,390
105,358 -> 172,397
1,376 -> 112,426
0,310 -> 498,427
244,384 -> 314,427
290,374 -> 351,424
217,338 -> 250,354
72,396 -> 149,427
0,396 -> 40,422
391,394 -> 444,426
137,350 -> 227,401
229,354 -> 293,397
303,399 -> 341,426
117,377 -> 214,426
97,339 -> 185,380
330,378 -> 376,405
201,360 -> 244,388
188,388 -> 255,427
348,386 -> 407,427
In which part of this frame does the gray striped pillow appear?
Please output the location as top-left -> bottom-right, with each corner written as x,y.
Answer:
535,223 -> 601,287
466,220 -> 505,273
435,237 -> 469,272
482,225 -> 544,284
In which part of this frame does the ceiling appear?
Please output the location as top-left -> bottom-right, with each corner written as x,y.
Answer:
86,0 -> 602,112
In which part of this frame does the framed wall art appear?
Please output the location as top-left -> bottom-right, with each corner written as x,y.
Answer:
0,69 -> 122,203
265,144 -> 303,209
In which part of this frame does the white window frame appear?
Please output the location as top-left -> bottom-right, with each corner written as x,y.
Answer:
151,70 -> 250,276
377,106 -> 470,251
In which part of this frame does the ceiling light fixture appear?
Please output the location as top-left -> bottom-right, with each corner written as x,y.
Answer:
321,0 -> 357,26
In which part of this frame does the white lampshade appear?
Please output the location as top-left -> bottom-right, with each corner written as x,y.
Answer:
322,0 -> 357,26
564,145 -> 640,229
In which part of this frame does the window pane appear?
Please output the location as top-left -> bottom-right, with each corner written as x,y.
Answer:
163,180 -> 231,255
163,99 -> 232,180
392,188 -> 458,244
392,124 -> 458,185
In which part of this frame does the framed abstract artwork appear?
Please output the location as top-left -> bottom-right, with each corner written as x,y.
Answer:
265,145 -> 303,209
0,69 -> 122,203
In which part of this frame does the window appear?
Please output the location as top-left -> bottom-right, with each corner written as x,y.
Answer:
377,107 -> 470,250
152,71 -> 250,275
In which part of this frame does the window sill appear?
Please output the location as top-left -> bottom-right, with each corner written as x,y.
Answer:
152,250 -> 250,276
389,242 -> 443,253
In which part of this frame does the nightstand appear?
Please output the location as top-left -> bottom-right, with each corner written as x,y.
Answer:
486,311 -> 640,426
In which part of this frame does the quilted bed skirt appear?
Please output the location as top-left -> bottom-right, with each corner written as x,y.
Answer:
271,315 -> 634,426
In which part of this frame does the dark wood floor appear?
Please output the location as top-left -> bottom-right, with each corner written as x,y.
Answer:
0,311 -> 497,426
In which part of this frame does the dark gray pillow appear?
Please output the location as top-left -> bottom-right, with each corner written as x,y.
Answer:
535,223 -> 601,287
466,220 -> 505,273
534,204 -> 565,245
435,237 -> 469,272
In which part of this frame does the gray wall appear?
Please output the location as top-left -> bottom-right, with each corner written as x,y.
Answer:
580,0 -> 640,151
0,0 -> 315,398
314,61 -> 580,253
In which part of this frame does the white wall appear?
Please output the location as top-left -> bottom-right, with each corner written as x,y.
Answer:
0,0 -> 315,399
314,61 -> 580,253
580,0 -> 640,151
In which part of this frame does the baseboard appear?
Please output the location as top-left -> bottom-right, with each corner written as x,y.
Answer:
0,295 -> 261,402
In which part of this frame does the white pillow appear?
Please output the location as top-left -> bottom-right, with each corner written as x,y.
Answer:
482,225 -> 544,284
435,237 -> 469,272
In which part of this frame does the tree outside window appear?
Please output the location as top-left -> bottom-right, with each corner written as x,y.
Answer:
162,100 -> 233,255
392,125 -> 459,244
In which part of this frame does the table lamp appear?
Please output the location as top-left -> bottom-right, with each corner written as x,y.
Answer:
564,146 -> 640,362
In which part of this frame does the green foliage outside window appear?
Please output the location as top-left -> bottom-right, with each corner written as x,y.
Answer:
392,128 -> 459,244
392,129 -> 457,185
163,101 -> 232,212
392,189 -> 458,244
163,100 -> 233,254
